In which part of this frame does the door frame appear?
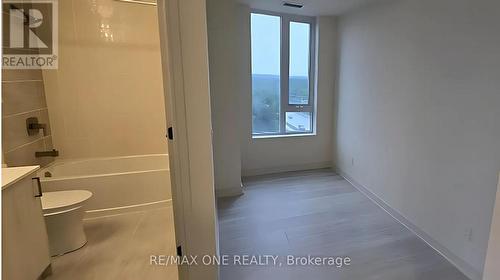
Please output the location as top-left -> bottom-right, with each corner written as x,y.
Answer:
483,172 -> 500,280
157,1 -> 219,280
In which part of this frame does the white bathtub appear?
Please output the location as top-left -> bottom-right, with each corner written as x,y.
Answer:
39,154 -> 171,218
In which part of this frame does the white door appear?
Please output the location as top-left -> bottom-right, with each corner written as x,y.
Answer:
157,1 -> 219,280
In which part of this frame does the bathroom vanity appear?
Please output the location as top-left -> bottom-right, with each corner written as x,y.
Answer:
2,166 -> 51,280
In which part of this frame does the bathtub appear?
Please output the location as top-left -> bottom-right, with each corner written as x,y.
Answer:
38,154 -> 171,219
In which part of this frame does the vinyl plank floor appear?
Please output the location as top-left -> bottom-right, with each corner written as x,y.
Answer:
217,169 -> 470,280
47,207 -> 178,280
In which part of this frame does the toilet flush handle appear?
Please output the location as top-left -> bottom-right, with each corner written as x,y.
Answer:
32,177 -> 42,197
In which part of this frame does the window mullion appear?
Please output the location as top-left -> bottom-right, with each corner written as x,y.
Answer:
308,20 -> 315,113
280,16 -> 290,135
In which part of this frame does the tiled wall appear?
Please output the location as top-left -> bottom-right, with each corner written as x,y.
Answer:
2,69 -> 55,167
41,0 -> 168,159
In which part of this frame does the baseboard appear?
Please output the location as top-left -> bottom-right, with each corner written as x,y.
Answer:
242,161 -> 332,177
334,167 -> 482,280
216,183 -> 244,198
84,199 -> 172,220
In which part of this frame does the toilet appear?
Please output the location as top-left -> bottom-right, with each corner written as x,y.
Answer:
41,190 -> 93,256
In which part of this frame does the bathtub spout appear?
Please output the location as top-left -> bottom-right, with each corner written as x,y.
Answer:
35,149 -> 59,158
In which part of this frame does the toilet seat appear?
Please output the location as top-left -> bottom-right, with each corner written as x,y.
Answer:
41,190 -> 92,216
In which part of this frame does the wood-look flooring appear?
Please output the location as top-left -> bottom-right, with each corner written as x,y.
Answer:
47,207 -> 178,280
217,169 -> 470,280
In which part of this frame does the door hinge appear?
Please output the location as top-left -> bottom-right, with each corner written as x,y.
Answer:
167,127 -> 174,140
176,245 -> 182,257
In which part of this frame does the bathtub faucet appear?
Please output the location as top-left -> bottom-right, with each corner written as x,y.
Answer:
35,149 -> 59,158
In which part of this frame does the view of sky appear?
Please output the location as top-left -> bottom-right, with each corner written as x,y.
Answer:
289,22 -> 310,78
251,13 -> 310,77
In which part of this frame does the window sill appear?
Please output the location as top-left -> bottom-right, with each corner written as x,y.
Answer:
252,133 -> 316,139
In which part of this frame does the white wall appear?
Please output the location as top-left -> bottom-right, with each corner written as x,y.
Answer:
206,0 -> 243,196
484,173 -> 500,280
240,15 -> 337,177
335,0 -> 500,278
43,0 -> 168,159
205,2 -> 336,178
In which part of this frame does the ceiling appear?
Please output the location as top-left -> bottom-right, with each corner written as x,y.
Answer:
237,0 -> 385,16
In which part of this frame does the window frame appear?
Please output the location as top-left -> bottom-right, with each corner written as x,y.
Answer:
251,10 -> 317,137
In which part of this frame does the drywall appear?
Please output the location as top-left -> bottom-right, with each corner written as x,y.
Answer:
205,1 -> 336,178
335,0 -> 500,278
207,0 -> 243,196
483,173 -> 500,280
237,0 -> 382,16
42,0 -> 168,159
239,15 -> 337,176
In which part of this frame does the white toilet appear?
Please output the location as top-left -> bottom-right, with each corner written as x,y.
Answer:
41,190 -> 93,256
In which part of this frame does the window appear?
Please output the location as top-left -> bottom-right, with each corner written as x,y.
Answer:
251,12 -> 315,136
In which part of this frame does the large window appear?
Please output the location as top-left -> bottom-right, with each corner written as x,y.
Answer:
251,12 -> 315,136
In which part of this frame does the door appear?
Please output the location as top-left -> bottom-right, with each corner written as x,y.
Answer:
156,1 -> 219,280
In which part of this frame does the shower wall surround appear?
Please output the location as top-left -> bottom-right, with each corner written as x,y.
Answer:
42,0 -> 168,159
2,69 -> 55,167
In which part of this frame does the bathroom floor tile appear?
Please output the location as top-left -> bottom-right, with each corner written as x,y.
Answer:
46,207 -> 178,280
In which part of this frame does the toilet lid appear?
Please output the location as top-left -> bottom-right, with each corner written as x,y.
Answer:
41,190 -> 93,211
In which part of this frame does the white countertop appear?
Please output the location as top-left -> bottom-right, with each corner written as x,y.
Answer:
2,166 -> 40,190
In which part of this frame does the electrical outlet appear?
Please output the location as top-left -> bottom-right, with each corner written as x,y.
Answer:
351,157 -> 355,166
